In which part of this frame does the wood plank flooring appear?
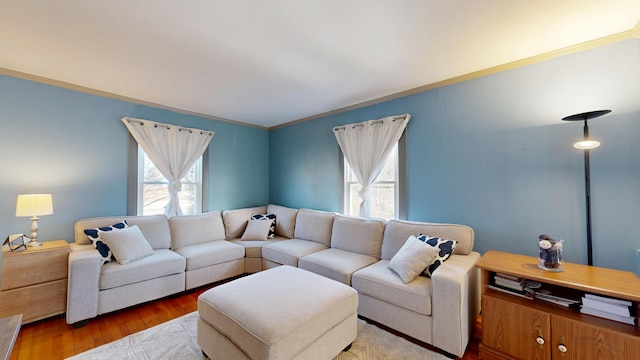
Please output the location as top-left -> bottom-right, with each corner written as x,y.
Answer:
9,281 -> 480,359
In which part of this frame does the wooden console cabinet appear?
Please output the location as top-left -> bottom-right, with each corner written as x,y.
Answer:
476,250 -> 640,360
0,240 -> 70,324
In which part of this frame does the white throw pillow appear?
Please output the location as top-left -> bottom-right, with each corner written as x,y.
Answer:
388,235 -> 439,283
100,225 -> 154,265
241,219 -> 272,240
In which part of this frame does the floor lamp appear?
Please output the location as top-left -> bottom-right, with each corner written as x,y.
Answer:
562,110 -> 611,266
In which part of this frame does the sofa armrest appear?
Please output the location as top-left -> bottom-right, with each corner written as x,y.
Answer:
66,244 -> 102,325
430,251 -> 481,357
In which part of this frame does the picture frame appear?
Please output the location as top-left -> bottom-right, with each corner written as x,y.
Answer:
3,234 -> 28,252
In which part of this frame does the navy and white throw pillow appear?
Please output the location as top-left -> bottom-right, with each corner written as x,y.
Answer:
84,221 -> 128,265
251,213 -> 276,238
417,233 -> 458,277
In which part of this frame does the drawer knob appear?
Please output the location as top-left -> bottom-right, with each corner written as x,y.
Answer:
536,336 -> 545,345
558,336 -> 567,356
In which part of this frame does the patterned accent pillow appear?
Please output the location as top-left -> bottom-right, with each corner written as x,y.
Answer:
84,221 -> 128,265
417,233 -> 458,277
251,213 -> 276,238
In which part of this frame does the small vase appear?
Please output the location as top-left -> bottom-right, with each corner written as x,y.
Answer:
538,238 -> 564,272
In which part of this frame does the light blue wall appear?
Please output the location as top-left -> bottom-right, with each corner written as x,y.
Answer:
0,75 -> 269,243
270,38 -> 640,273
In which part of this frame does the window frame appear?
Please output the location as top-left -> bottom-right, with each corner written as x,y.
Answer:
127,135 -> 209,216
340,131 -> 407,220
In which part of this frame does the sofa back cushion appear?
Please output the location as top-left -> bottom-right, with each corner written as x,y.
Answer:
222,206 -> 268,239
169,210 -> 226,249
266,204 -> 298,238
381,219 -> 474,260
331,215 -> 385,258
293,209 -> 335,246
74,214 -> 171,250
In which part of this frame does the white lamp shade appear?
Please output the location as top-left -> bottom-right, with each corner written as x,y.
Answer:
573,140 -> 601,150
16,194 -> 54,217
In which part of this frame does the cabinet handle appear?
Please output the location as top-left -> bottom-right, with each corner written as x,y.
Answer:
558,336 -> 567,356
535,328 -> 544,348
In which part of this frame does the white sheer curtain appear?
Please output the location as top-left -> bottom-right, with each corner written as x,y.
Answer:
333,114 -> 410,217
122,117 -> 214,216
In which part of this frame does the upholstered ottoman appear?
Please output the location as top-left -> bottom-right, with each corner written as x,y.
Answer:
197,265 -> 358,360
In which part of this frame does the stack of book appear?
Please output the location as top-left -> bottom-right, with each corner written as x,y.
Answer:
489,273 -> 533,299
580,293 -> 637,325
534,286 -> 581,309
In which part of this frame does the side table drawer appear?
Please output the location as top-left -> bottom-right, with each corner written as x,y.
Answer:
0,279 -> 67,323
1,240 -> 69,290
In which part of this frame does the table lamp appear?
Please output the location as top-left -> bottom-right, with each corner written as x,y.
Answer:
16,194 -> 53,247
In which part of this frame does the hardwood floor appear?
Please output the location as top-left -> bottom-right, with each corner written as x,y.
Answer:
9,282 -> 481,359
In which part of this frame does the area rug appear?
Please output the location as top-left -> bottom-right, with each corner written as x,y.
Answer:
66,312 -> 448,360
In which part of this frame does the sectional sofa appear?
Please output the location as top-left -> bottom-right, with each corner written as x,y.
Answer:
66,204 -> 480,358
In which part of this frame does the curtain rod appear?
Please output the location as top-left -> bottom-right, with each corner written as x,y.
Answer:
123,117 -> 214,136
333,114 -> 409,131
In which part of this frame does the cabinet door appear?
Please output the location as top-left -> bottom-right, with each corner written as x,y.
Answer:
482,295 -> 551,360
625,335 -> 640,360
552,315 -> 625,360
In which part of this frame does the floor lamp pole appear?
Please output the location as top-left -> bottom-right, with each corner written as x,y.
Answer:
582,121 -> 593,266
562,109 -> 610,267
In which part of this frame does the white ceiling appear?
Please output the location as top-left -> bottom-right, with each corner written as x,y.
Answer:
1,1 -> 639,128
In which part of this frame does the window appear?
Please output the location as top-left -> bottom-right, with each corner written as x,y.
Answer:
137,146 -> 203,215
344,143 -> 400,220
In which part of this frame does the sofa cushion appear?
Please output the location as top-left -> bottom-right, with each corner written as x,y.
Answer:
241,219 -> 272,240
100,225 -> 154,265
352,260 -> 432,315
298,248 -> 378,285
231,239 -> 285,258
331,215 -> 384,258
261,239 -> 328,267
250,213 -> 276,238
418,233 -> 458,277
99,249 -> 185,290
266,204 -> 298,238
293,209 -> 335,246
83,220 -> 128,265
222,206 -> 268,240
381,219 -> 474,260
173,240 -> 245,271
169,211 -> 226,250
388,235 -> 439,283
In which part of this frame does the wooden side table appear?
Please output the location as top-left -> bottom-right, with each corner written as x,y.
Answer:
476,250 -> 640,360
0,240 -> 70,324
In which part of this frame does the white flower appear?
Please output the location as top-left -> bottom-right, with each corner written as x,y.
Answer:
539,240 -> 552,249
552,242 -> 563,250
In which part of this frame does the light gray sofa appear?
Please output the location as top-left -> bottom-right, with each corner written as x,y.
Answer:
66,211 -> 245,326
258,209 -> 480,358
67,204 -> 479,357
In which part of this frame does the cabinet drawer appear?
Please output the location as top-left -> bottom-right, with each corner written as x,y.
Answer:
482,295 -> 551,360
1,241 -> 69,290
0,279 -> 67,323
552,314 -> 626,360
